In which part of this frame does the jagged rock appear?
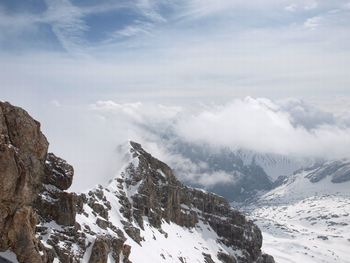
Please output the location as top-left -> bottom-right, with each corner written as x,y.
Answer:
306,161 -> 350,183
109,141 -> 274,262
217,252 -> 237,263
44,153 -> 74,191
262,254 -> 276,263
122,244 -> 131,262
7,207 -> 43,263
203,252 -> 215,263
88,237 -> 110,263
96,218 -> 109,230
88,236 -> 130,263
0,101 -> 48,263
123,222 -> 143,244
35,190 -> 76,226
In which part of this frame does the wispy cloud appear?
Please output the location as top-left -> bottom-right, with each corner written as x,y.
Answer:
304,16 -> 322,30
43,0 -> 88,52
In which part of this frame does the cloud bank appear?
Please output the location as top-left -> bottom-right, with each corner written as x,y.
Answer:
14,97 -> 349,191
175,97 -> 350,159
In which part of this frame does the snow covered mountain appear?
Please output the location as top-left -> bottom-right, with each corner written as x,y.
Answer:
150,140 -> 273,202
69,141 -> 274,263
152,138 -> 311,202
234,149 -> 312,181
0,102 -> 274,263
242,161 -> 350,263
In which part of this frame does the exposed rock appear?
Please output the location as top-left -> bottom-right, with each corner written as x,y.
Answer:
96,218 -> 109,230
88,235 -> 130,263
88,237 -> 110,263
44,153 -> 74,191
217,252 -> 237,263
0,102 -> 130,263
306,161 -> 350,183
0,101 -> 48,263
109,141 -> 273,263
123,222 -> 143,244
35,189 -> 76,226
122,244 -> 131,262
261,254 -> 276,263
203,252 -> 215,263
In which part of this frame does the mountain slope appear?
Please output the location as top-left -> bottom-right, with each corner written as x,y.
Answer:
234,149 -> 311,181
71,141 -> 274,263
0,101 -> 274,263
145,135 -> 315,202
243,162 -> 350,263
152,139 -> 273,202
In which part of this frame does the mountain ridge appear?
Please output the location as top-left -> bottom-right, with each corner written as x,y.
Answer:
0,101 -> 274,263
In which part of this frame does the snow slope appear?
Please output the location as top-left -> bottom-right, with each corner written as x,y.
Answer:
76,185 -> 238,263
70,141 -> 272,263
235,150 -> 311,181
76,180 -> 239,263
243,163 -> 350,263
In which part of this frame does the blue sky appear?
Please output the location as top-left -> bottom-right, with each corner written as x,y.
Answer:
1,0 -> 350,108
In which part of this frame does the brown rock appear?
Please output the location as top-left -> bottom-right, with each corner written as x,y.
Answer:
217,252 -> 237,263
44,153 -> 74,191
0,101 -> 48,263
0,102 -> 132,263
88,237 -> 110,263
122,244 -> 131,261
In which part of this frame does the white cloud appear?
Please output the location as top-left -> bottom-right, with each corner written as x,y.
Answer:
137,146 -> 238,187
14,97 -> 350,191
304,16 -> 322,30
175,97 -> 350,159
50,100 -> 62,107
285,1 -> 318,12
304,0 -> 318,10
1,0 -> 350,190
90,100 -> 182,124
114,22 -> 154,38
285,4 -> 297,12
43,0 -> 89,52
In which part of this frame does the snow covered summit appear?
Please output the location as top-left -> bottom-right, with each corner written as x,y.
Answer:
69,141 -> 274,262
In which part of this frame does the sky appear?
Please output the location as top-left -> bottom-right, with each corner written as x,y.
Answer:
1,0 -> 350,103
1,0 -> 350,190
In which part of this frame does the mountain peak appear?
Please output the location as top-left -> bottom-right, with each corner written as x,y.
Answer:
0,103 -> 274,263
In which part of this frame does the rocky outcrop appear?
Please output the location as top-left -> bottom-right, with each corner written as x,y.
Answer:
35,153 -> 76,226
305,161 -> 350,183
0,101 -> 49,263
101,141 -> 274,263
88,236 -> 130,263
0,102 -> 130,263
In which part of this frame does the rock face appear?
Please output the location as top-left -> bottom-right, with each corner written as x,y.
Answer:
0,102 -> 129,263
0,101 -> 273,263
155,140 -> 274,202
0,101 -> 49,263
94,141 -> 272,263
305,161 -> 350,184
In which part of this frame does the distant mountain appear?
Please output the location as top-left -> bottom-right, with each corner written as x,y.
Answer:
0,102 -> 274,263
234,149 -> 312,181
242,161 -> 350,263
155,139 -> 312,202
